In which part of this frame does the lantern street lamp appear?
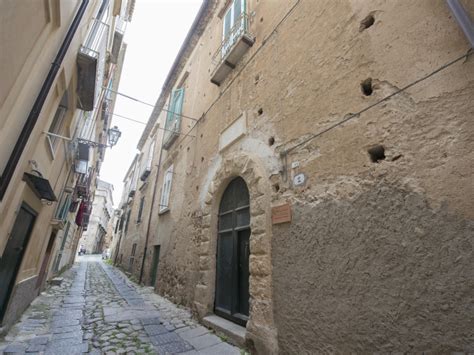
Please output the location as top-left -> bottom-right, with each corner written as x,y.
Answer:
77,126 -> 122,148
107,126 -> 121,147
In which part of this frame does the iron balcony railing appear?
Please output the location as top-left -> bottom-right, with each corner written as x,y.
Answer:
77,18 -> 109,110
79,18 -> 109,59
211,12 -> 253,66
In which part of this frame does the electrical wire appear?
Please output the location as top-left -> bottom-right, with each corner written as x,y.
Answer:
281,49 -> 472,156
108,111 -> 196,138
102,86 -> 200,121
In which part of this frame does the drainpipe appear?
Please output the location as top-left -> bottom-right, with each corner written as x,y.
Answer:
0,0 -> 90,201
447,0 -> 474,48
138,143 -> 164,285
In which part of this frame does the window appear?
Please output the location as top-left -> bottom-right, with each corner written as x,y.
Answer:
129,158 -> 140,197
129,243 -> 137,272
140,139 -> 156,181
137,196 -> 145,223
124,209 -> 131,234
54,188 -> 73,222
159,165 -> 173,213
222,0 -> 246,56
163,88 -> 184,149
47,92 -> 69,153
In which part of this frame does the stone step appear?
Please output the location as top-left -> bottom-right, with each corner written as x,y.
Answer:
202,315 -> 246,348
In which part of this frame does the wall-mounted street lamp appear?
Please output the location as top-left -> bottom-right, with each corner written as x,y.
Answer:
76,125 -> 122,148
107,126 -> 121,147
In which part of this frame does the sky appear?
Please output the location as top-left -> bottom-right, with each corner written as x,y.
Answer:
100,0 -> 202,206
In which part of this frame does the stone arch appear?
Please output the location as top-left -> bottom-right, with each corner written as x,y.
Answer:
194,151 -> 278,354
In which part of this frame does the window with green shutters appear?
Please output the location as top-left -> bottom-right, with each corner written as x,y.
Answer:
163,88 -> 184,149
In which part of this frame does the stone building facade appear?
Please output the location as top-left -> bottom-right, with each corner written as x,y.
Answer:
0,0 -> 133,332
116,0 -> 474,353
78,179 -> 114,254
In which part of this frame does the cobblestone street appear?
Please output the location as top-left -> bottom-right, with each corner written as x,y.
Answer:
0,256 -> 241,354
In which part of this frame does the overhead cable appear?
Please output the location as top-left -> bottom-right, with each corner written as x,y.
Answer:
107,111 -> 196,138
102,87 -> 199,121
281,49 -> 473,156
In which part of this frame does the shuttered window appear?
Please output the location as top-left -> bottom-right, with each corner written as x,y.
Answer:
140,139 -> 155,181
137,196 -> 145,223
159,165 -> 173,213
47,92 -> 69,154
163,88 -> 184,149
54,189 -> 72,222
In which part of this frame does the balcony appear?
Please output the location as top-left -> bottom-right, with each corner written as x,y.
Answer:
75,170 -> 93,199
102,98 -> 111,129
110,17 -> 126,63
77,19 -> 109,111
211,13 -> 254,86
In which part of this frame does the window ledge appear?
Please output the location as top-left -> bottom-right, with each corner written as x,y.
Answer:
158,208 -> 170,216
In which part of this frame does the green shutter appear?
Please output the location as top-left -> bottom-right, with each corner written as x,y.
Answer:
164,88 -> 185,148
165,88 -> 184,133
173,88 -> 184,132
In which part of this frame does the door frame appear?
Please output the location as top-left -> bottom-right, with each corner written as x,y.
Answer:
36,229 -> 57,291
150,245 -> 161,287
0,202 -> 37,322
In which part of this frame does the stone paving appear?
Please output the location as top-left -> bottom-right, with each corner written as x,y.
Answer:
0,255 -> 242,354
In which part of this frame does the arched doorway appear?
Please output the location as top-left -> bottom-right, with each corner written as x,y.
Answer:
215,177 -> 250,326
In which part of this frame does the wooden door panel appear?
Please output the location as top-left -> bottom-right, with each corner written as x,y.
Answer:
215,232 -> 234,314
215,177 -> 250,325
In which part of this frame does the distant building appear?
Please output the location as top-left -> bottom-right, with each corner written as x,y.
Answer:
118,0 -> 474,353
78,179 -> 114,254
0,0 -> 134,332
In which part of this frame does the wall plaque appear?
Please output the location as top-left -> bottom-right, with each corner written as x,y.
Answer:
272,203 -> 292,224
293,173 -> 306,186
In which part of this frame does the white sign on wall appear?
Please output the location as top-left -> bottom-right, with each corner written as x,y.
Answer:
293,173 -> 306,186
219,113 -> 247,151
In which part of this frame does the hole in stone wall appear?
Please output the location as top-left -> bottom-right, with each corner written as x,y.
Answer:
196,185 -> 199,191
187,147 -> 190,151
260,17 -> 264,22
258,108 -> 263,115
360,14 -> 375,32
368,145 -> 386,163
268,137 -> 275,146
273,183 -> 280,192
201,157 -> 204,162
200,133 -> 203,138
361,78 -> 373,96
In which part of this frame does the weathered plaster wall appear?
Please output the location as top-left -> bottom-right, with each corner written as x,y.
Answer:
267,0 -> 474,353
273,183 -> 474,353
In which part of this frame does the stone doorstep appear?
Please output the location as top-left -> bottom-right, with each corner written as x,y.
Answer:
202,315 -> 246,348
50,278 -> 64,286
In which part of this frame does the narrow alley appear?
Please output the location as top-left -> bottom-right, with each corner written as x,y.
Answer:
0,256 -> 240,355
1,0 -> 474,353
